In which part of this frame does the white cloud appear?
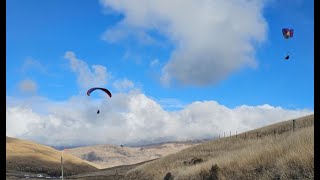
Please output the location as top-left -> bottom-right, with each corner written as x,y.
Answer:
6,93 -> 313,147
158,98 -> 185,110
150,59 -> 160,67
64,51 -> 111,90
102,27 -> 158,46
99,0 -> 267,86
6,106 -> 42,137
113,78 -> 135,92
18,79 -> 38,94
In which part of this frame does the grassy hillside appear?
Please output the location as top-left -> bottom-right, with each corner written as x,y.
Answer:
6,137 -> 98,176
125,114 -> 314,180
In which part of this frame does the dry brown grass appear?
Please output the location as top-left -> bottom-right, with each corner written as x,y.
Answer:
125,114 -> 314,180
6,137 -> 98,176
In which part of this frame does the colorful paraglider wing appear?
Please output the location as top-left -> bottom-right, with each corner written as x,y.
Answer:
289,29 -> 293,37
87,87 -> 112,98
282,28 -> 294,39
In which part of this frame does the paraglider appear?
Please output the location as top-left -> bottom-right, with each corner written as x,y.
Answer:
282,28 -> 294,39
87,87 -> 112,114
282,28 -> 294,60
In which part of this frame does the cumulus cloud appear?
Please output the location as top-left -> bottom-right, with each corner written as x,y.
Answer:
158,98 -> 185,110
6,106 -> 42,137
6,93 -> 312,147
99,0 -> 267,86
102,27 -> 159,46
64,51 -> 111,89
18,79 -> 38,94
113,78 -> 135,92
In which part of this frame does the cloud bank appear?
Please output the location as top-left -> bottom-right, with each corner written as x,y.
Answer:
6,94 -> 312,147
100,0 -> 268,86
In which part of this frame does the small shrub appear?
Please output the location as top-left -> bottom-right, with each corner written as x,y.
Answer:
164,172 -> 174,180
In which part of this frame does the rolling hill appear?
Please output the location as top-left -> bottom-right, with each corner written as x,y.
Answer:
123,114 -> 314,179
63,140 -> 202,169
6,136 -> 98,177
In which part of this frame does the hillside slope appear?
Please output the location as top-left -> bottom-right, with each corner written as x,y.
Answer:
6,137 -> 98,177
125,114 -> 314,180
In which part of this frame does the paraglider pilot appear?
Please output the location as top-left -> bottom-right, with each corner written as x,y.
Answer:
285,55 -> 289,60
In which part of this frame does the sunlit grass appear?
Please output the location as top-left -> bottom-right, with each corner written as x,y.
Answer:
125,114 -> 314,179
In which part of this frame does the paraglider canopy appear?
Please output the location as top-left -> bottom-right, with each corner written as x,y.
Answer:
87,87 -> 112,98
282,28 -> 294,39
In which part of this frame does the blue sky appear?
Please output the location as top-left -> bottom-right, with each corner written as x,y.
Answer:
6,0 -> 314,147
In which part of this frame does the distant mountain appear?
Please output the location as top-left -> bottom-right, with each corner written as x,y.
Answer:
63,140 -> 202,169
126,139 -> 210,148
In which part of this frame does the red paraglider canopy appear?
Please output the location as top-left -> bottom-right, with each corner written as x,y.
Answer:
282,28 -> 294,39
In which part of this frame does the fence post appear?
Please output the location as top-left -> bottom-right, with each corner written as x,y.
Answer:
274,130 -> 276,140
230,131 -> 231,137
224,132 -> 225,138
257,132 -> 259,139
236,131 -> 237,138
293,119 -> 296,132
61,152 -> 64,180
